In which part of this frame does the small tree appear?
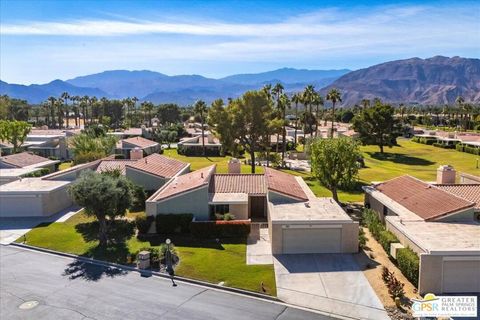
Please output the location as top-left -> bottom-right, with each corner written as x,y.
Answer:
352,103 -> 401,153
68,171 -> 133,246
0,120 -> 32,153
309,137 -> 361,202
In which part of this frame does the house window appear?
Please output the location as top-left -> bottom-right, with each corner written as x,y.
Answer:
209,204 -> 230,215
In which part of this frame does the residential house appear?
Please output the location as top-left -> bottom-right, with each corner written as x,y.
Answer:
116,136 -> 161,159
147,161 -> 359,255
363,167 -> 480,294
177,135 -> 222,156
0,153 -> 189,217
0,152 -> 60,185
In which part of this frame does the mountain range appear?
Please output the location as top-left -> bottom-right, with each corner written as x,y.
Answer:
1,56 -> 478,105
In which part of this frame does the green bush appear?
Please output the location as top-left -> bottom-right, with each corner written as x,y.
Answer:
396,247 -> 419,287
432,142 -> 455,149
155,214 -> 194,234
21,167 -> 50,177
455,143 -> 465,152
358,228 -> 367,249
190,220 -> 251,238
363,208 -> 383,239
114,154 -> 125,159
130,184 -> 147,211
135,215 -> 154,234
464,145 -> 480,155
378,230 -> 399,254
411,136 -> 420,143
134,247 -> 160,267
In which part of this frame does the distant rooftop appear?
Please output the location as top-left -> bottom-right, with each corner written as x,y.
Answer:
0,152 -> 58,168
120,136 -> 158,149
436,184 -> 480,210
96,159 -> 137,175
126,153 -> 189,178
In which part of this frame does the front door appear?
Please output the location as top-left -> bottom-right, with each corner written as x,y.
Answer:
249,196 -> 266,219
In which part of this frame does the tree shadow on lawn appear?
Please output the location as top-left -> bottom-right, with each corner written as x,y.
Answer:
366,152 -> 434,166
137,234 -> 246,250
63,220 -> 136,281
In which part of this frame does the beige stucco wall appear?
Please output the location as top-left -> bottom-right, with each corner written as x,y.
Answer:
435,207 -> 475,222
147,186 -> 210,220
41,186 -> 73,215
126,167 -> 167,191
386,220 -> 425,255
419,254 -> 442,294
229,203 -> 248,220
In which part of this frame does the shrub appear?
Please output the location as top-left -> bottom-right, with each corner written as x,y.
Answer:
114,154 -> 125,159
382,266 -> 405,299
456,143 -> 465,152
433,142 -> 455,149
363,208 -> 383,239
378,230 -> 399,255
358,228 -> 367,249
190,220 -> 251,238
155,214 -> 194,234
130,184 -> 147,211
135,215 -> 154,234
21,167 -> 50,177
396,247 -> 419,287
223,213 -> 235,221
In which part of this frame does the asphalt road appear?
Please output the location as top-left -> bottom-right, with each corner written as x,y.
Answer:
0,246 -> 337,320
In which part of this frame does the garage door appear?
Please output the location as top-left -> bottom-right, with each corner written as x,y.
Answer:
282,227 -> 341,254
442,259 -> 480,293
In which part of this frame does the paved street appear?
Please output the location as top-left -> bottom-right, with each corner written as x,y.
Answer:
274,254 -> 390,320
0,246 -> 338,320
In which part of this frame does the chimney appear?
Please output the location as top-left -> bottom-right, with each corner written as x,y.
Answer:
437,165 -> 456,184
228,158 -> 241,174
130,147 -> 143,160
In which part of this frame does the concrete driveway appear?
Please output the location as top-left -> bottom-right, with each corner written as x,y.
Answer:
274,254 -> 389,320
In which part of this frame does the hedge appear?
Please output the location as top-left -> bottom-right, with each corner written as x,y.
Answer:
155,214 -> 194,234
432,142 -> 455,149
190,220 -> 251,238
378,230 -> 399,254
21,167 -> 50,177
135,215 -> 154,234
396,247 -> 419,287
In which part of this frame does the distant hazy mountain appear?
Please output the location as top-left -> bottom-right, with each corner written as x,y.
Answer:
220,68 -> 350,85
0,80 -> 107,104
2,58 -> 479,105
321,56 -> 480,105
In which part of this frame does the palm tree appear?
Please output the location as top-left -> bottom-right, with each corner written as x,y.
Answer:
302,85 -> 315,137
312,92 -> 324,137
42,101 -> 50,127
399,103 -> 407,124
141,101 -> 154,127
291,93 -> 301,147
279,93 -> 290,163
47,96 -> 57,128
61,92 -> 70,128
272,83 -> 284,153
326,88 -> 342,138
80,96 -> 89,127
194,100 -> 208,156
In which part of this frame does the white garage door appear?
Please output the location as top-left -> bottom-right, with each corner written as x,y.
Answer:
442,259 -> 480,293
282,227 -> 341,254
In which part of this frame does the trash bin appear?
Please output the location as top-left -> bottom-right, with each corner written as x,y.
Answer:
137,251 -> 150,269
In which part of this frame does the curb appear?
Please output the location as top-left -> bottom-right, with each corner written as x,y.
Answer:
10,242 -> 280,302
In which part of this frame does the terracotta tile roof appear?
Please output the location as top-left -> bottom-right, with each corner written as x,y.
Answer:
0,152 -> 53,168
96,160 -> 137,175
436,184 -> 480,210
126,154 -> 188,178
209,174 -> 267,194
374,175 -> 475,220
264,167 -> 308,201
121,136 -> 158,149
123,128 -> 143,136
152,165 -> 215,201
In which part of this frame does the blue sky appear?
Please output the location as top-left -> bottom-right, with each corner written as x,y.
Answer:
1,0 -> 479,84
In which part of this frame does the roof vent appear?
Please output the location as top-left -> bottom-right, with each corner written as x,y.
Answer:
304,202 -> 310,208
201,172 -> 204,178
145,158 -> 148,164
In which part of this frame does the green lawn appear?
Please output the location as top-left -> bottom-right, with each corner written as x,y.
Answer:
302,139 -> 480,202
163,149 -> 264,173
20,211 -> 276,295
